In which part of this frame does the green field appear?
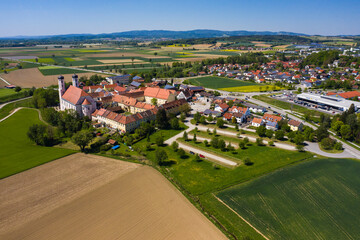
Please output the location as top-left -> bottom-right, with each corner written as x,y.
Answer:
189,76 -> 259,89
217,158 -> 360,239
0,108 -> 74,178
0,88 -> 22,97
38,66 -> 90,76
21,58 -> 55,63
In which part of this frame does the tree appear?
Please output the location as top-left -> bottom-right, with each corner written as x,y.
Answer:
183,131 -> 188,140
334,141 -> 343,150
243,137 -> 249,145
170,118 -> 179,130
218,139 -> 226,151
27,124 -> 57,146
294,134 -> 305,145
151,98 -> 158,106
269,140 -> 274,146
207,114 -> 214,122
340,124 -> 352,140
287,131 -> 296,142
194,154 -> 201,162
216,118 -> 225,128
200,116 -> 206,124
256,125 -> 266,137
256,138 -> 264,146
296,144 -> 304,152
14,86 -> 22,92
213,128 -> 217,135
146,142 -> 152,151
320,137 -> 335,150
155,148 -> 168,165
239,141 -> 246,149
194,112 -> 201,123
265,129 -> 274,139
315,124 -> 329,141
193,133 -> 197,142
275,130 -> 285,140
177,148 -> 186,158
171,141 -> 179,151
211,137 -> 219,148
156,108 -> 169,129
244,157 -> 253,166
204,140 -> 208,146
231,117 -> 237,124
179,112 -> 186,122
155,135 -> 164,146
71,130 -> 93,152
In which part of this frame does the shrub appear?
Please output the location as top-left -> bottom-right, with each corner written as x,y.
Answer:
334,141 -> 343,150
155,135 -> 164,146
171,141 -> 179,151
268,140 -> 274,146
244,157 -> 253,166
177,148 -> 186,158
256,137 -> 264,146
320,137 -> 335,150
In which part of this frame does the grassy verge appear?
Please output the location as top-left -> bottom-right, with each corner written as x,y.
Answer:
0,98 -> 33,120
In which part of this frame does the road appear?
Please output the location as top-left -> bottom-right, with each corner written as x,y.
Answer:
0,97 -> 32,109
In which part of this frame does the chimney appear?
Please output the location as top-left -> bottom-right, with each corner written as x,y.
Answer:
72,74 -> 79,88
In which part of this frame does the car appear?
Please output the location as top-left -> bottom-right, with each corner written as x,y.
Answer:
268,106 -> 271,109
189,151 -> 195,155
199,154 -> 205,158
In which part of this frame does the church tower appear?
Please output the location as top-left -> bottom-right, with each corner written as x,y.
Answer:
58,75 -> 65,110
72,74 -> 79,88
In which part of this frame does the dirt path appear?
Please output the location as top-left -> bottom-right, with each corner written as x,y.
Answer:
0,154 -> 226,240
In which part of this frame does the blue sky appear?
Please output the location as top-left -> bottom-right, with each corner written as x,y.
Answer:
1,0 -> 359,37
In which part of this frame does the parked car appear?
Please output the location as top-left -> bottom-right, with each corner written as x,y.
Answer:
189,151 -> 195,155
199,154 -> 205,158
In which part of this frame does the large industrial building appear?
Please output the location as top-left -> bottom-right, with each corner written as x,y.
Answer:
297,93 -> 360,111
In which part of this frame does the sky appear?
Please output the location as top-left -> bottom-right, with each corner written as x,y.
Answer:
1,0 -> 360,37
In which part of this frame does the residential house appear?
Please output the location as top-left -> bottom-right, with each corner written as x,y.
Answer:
251,117 -> 264,127
288,119 -> 303,131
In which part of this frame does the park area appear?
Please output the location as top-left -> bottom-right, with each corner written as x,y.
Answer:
0,153 -> 226,240
216,158 -> 360,239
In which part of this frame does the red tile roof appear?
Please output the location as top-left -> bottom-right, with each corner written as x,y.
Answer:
62,85 -> 90,105
327,91 -> 360,99
252,118 -> 263,124
262,113 -> 282,122
288,119 -> 302,127
144,87 -> 175,100
82,98 -> 91,105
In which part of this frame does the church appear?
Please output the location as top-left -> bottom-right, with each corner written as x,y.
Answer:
58,74 -> 96,117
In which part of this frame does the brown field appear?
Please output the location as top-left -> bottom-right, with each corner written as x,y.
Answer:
252,41 -> 272,48
1,68 -> 109,88
273,44 -> 291,50
0,153 -> 226,240
98,59 -> 143,64
192,44 -> 214,49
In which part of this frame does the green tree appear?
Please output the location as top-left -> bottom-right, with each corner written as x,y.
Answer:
156,108 -> 169,129
320,137 -> 335,150
194,112 -> 201,123
269,140 -> 274,146
193,133 -> 197,142
14,86 -> 22,92
155,135 -> 164,146
155,148 -> 168,165
238,141 -> 246,149
170,118 -> 179,130
340,124 -> 352,140
265,129 -> 274,139
231,117 -> 237,124
256,137 -> 264,146
183,131 -> 188,140
151,98 -> 158,106
296,144 -> 304,152
243,137 -> 249,145
315,124 -> 329,142
216,118 -> 225,128
177,148 -> 186,158
207,114 -> 214,122
71,130 -> 93,152
213,128 -> 217,135
256,125 -> 266,137
211,137 -> 219,148
194,154 -> 201,162
200,116 -> 206,124
275,130 -> 285,140
171,141 -> 179,151
179,112 -> 186,122
27,124 -> 57,146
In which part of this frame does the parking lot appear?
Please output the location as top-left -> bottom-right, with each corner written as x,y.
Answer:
270,92 -> 342,115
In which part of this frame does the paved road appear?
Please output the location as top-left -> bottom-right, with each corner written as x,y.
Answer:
0,107 -> 45,124
305,141 -> 360,159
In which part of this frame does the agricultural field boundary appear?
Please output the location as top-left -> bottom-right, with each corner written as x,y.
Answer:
213,194 -> 269,240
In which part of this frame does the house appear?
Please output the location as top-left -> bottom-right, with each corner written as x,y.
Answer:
215,103 -> 229,113
106,75 -> 131,85
144,87 -> 177,105
223,112 -> 233,121
177,89 -> 192,100
288,119 -> 303,131
58,75 -> 96,117
243,103 -> 266,113
262,113 -> 282,123
130,81 -> 141,88
252,117 -> 264,127
233,112 -> 246,123
228,106 -> 250,117
266,121 -> 278,131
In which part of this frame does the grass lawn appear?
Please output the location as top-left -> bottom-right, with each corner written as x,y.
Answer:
0,108 -> 74,179
189,76 -> 259,89
171,138 -> 312,195
0,88 -> 24,97
220,85 -> 284,92
217,158 -> 360,239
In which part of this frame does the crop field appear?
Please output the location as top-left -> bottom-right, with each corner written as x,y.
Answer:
21,58 -> 55,63
0,108 -> 74,179
217,158 -> 360,239
189,76 -> 259,89
220,85 -> 284,92
0,153 -> 226,240
38,66 -> 90,76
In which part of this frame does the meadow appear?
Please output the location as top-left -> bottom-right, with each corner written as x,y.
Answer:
0,88 -> 23,97
189,76 -> 259,89
217,158 -> 360,239
220,85 -> 284,92
0,108 -> 74,178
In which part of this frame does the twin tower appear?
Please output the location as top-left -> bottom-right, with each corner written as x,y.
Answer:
58,74 -> 79,98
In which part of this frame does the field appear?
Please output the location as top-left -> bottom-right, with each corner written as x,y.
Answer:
220,85 -> 284,92
38,66 -> 90,76
0,154 -> 226,240
0,88 -> 23,97
189,76 -> 259,89
1,68 -> 109,88
0,108 -> 74,179
217,158 -> 360,239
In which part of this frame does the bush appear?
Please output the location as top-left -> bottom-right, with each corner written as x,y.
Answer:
256,138 -> 264,146
244,157 -> 253,166
320,137 -> 335,150
334,141 -> 343,150
177,148 -> 186,158
171,141 -> 179,151
155,148 -> 168,165
155,135 -> 164,146
275,130 -> 285,140
268,140 -> 274,146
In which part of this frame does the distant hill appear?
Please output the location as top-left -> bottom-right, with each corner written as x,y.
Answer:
0,29 -> 308,40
